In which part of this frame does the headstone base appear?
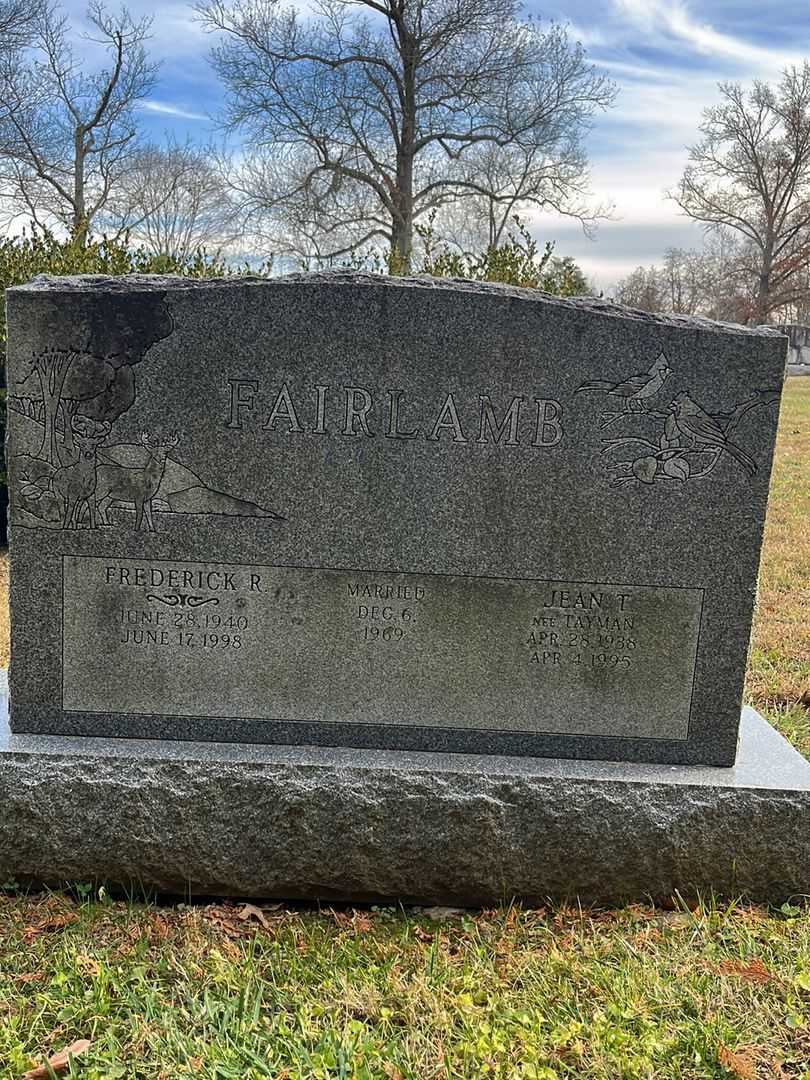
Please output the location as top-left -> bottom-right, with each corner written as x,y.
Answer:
1,694 -> 808,905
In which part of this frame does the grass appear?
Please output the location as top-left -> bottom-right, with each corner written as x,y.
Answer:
745,378 -> 810,756
1,895 -> 810,1080
0,379 -> 808,1080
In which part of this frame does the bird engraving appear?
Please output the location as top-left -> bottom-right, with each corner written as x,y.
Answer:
576,352 -> 673,410
577,352 -> 777,488
576,353 -> 673,429
667,391 -> 757,476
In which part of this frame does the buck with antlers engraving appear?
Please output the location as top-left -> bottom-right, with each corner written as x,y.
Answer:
95,432 -> 179,532
49,416 -> 111,528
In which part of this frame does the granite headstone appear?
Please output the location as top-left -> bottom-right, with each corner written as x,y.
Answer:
5,274 -> 787,766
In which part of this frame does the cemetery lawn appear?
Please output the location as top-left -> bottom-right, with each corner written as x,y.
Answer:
0,379 -> 808,1080
746,377 -> 810,757
1,897 -> 810,1080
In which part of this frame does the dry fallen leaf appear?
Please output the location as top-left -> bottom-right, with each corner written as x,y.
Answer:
413,925 -> 435,942
23,913 -> 79,943
717,958 -> 773,984
328,908 -> 373,932
734,906 -> 768,926
202,904 -> 247,938
237,903 -> 270,929
209,917 -> 244,938
718,1043 -> 757,1080
75,953 -> 101,977
23,1039 -> 91,1079
148,915 -> 170,940
625,903 -> 657,920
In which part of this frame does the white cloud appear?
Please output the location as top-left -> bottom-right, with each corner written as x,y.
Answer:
563,22 -> 610,49
140,100 -> 209,122
537,0 -> 806,288
612,0 -> 800,73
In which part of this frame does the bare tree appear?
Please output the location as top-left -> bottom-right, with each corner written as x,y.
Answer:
672,64 -> 810,324
612,233 -> 757,323
612,265 -> 666,313
197,0 -> 614,269
104,140 -> 240,259
698,227 -> 754,323
0,0 -> 43,62
0,0 -> 44,160
225,146 -> 386,267
657,248 -> 710,316
0,1 -> 157,244
450,126 -> 610,251
772,263 -> 810,323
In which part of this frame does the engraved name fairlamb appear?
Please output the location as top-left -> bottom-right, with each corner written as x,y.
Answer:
226,380 -> 565,447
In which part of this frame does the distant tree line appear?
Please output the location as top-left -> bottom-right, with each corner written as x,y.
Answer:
613,230 -> 810,328
610,229 -> 810,325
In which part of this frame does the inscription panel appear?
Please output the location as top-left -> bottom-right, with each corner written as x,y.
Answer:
62,557 -> 702,740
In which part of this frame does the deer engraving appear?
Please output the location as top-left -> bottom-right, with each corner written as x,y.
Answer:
95,432 -> 179,532
49,417 -> 111,529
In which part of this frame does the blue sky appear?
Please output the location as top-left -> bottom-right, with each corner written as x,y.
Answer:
59,0 -> 810,287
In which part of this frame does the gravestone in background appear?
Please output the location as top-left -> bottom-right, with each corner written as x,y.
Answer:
1,273 -> 808,904
784,324 -> 810,375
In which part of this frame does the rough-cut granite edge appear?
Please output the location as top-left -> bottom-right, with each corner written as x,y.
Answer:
1,680 -> 808,904
8,271 -> 788,339
3,701 -> 809,791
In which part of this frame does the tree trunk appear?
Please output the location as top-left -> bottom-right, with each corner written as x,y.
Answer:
753,283 -> 771,322
488,202 -> 498,249
72,126 -> 88,246
752,239 -> 774,324
391,30 -> 417,273
61,400 -> 77,457
39,391 -> 62,466
390,161 -> 414,272
36,354 -> 73,465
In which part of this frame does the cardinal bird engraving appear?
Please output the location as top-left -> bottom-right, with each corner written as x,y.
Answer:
576,354 -> 779,488
667,392 -> 757,477
576,353 -> 673,428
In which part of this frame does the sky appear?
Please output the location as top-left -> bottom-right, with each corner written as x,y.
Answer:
46,0 -> 810,288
